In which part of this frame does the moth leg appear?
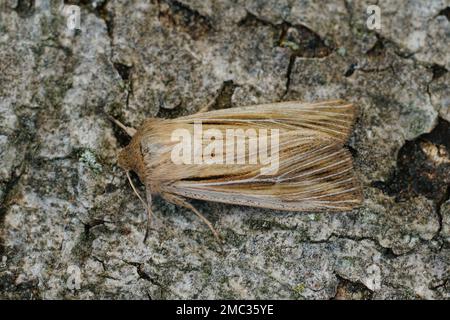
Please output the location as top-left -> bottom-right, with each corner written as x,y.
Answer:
162,193 -> 222,242
196,97 -> 217,114
125,171 -> 157,242
143,189 -> 153,242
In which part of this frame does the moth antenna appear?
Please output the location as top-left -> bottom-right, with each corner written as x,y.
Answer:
126,171 -> 158,241
108,115 -> 137,137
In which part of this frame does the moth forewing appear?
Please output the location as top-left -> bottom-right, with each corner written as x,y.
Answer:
163,142 -> 362,211
118,100 -> 362,239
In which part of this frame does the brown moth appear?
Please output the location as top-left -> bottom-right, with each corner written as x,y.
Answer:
114,100 -> 362,240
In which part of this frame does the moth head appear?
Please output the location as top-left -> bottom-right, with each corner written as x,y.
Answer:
112,117 -> 145,178
112,117 -> 158,180
118,146 -> 135,171
118,136 -> 145,177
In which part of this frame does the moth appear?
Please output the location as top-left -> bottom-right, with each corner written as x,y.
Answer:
113,100 -> 362,240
